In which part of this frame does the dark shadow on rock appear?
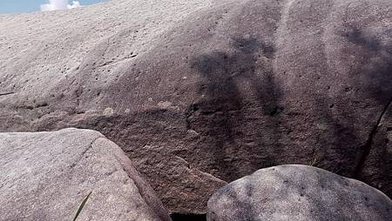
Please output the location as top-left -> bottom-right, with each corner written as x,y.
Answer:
188,37 -> 284,180
341,25 -> 392,195
304,24 -> 392,183
344,26 -> 382,52
188,50 -> 245,179
343,25 -> 392,102
313,97 -> 361,175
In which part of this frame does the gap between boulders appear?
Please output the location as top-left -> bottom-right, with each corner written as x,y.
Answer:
170,213 -> 206,221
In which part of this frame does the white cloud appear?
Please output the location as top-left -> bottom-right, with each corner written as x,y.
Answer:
41,0 -> 82,11
67,1 -> 82,9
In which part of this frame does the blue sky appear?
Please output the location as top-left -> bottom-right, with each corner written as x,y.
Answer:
0,0 -> 107,14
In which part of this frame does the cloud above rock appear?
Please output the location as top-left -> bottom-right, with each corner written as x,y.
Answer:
41,0 -> 82,11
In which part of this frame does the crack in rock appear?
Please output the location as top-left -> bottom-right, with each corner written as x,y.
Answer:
354,96 -> 392,177
0,92 -> 15,96
70,136 -> 104,169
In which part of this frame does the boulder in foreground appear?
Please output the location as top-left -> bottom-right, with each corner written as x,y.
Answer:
0,128 -> 171,221
207,165 -> 392,221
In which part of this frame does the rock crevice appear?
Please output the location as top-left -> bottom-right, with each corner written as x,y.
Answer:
354,96 -> 392,177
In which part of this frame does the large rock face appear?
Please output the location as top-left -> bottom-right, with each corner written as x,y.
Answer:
0,128 -> 171,221
1,0 -> 392,213
207,165 -> 392,221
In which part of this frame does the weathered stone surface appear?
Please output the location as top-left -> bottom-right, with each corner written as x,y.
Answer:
1,0 -> 392,213
0,128 -> 171,221
207,165 -> 392,221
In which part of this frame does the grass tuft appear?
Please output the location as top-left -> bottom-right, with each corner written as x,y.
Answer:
73,191 -> 92,221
